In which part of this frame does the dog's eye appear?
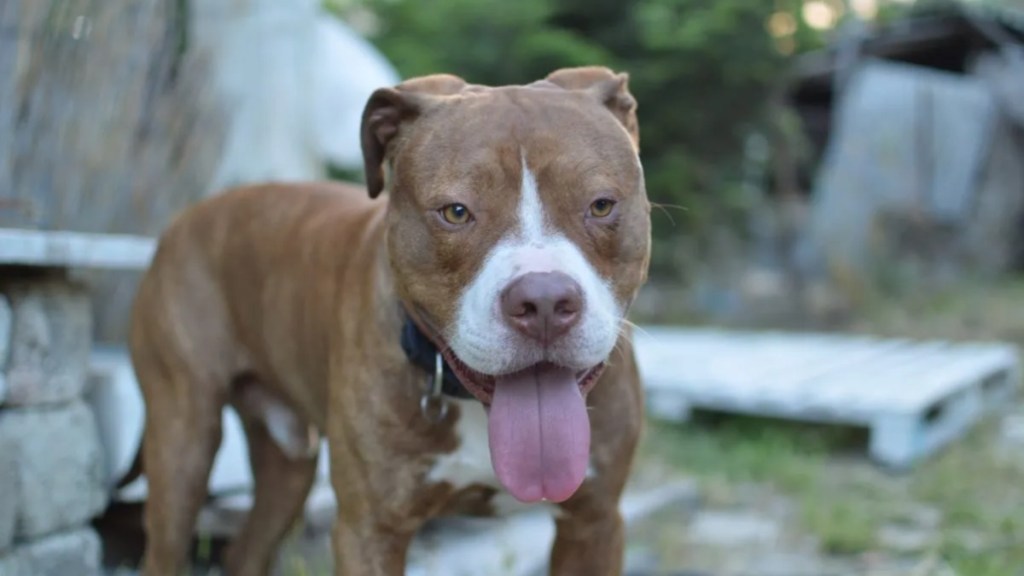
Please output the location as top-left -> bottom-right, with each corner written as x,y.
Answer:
440,203 -> 472,225
588,199 -> 616,218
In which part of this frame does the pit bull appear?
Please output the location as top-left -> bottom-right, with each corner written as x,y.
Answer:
128,65 -> 652,576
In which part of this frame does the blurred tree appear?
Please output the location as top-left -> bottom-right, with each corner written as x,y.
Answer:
328,0 -> 829,279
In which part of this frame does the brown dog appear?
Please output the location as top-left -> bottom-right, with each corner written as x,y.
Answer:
129,66 -> 651,575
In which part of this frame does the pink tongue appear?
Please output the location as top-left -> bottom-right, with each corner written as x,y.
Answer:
488,363 -> 590,503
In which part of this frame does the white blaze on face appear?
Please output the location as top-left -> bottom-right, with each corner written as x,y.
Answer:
448,157 -> 622,376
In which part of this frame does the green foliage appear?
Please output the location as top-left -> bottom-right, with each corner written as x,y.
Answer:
331,0 -> 827,278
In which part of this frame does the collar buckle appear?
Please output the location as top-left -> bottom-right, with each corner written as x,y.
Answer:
420,351 -> 449,422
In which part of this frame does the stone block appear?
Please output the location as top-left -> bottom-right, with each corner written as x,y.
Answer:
0,294 -> 10,403
0,428 -> 16,552
0,528 -> 101,576
686,510 -> 781,548
0,294 -> 11,367
1,278 -> 91,406
0,401 -> 108,538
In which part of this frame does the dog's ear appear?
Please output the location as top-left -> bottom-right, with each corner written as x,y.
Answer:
361,74 -> 468,198
545,66 -> 639,150
360,88 -> 418,199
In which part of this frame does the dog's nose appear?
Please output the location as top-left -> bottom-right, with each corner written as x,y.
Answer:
501,272 -> 583,343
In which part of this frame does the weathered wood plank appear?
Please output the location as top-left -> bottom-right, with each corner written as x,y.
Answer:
0,228 -> 155,270
636,327 -> 1021,468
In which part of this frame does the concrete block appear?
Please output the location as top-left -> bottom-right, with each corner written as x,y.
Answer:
0,528 -> 101,576
0,294 -> 11,367
0,294 -> 10,404
1,278 -> 91,406
0,428 -> 16,552
0,401 -> 108,538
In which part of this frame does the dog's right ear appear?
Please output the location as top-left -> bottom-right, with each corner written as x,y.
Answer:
360,88 -> 419,199
361,74 -> 468,198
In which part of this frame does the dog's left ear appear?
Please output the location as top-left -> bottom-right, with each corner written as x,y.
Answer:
361,74 -> 468,198
545,66 -> 639,150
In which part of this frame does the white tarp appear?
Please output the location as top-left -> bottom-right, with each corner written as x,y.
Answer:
190,0 -> 401,191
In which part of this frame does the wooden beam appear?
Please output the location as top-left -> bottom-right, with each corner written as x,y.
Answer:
0,228 -> 156,271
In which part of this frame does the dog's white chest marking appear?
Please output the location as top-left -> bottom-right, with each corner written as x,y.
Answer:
426,399 -> 593,516
427,399 -> 497,489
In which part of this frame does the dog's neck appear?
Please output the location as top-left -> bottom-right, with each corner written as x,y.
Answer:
398,306 -> 473,400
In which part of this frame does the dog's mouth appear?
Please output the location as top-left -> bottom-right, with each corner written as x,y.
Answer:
438,344 -> 605,504
439,345 -> 605,406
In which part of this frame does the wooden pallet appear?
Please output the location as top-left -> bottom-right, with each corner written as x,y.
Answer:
634,327 -> 1021,470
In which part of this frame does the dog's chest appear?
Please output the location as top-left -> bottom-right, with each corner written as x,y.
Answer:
426,399 -> 548,516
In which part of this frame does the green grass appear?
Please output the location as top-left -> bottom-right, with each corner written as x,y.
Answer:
800,495 -> 879,554
641,416 -> 890,555
908,420 -> 1024,575
643,413 -> 1024,571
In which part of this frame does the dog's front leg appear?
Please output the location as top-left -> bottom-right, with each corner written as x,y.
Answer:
550,487 -> 626,576
331,515 -> 415,576
328,451 -> 420,576
326,415 -> 423,575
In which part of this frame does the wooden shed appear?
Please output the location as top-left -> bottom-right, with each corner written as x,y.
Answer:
786,4 -> 1024,289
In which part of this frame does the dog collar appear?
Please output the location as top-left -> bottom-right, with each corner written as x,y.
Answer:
400,313 -> 474,401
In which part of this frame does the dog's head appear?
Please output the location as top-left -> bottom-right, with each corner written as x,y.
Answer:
361,67 -> 651,502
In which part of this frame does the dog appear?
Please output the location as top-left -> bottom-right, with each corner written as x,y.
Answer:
128,65 -> 651,575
